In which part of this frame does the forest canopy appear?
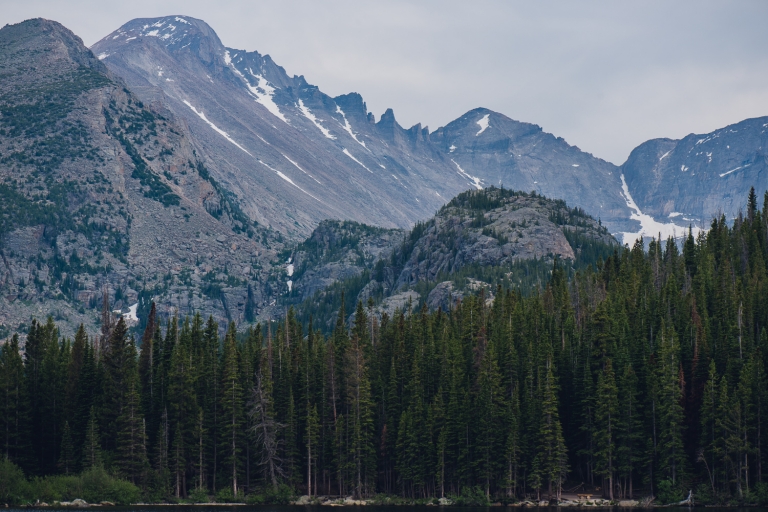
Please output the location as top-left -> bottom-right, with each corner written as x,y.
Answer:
2,189 -> 768,506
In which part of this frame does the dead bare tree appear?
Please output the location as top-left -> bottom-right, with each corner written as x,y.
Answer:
248,370 -> 285,490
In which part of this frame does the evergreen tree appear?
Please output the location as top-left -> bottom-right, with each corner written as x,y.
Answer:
82,406 -> 102,470
594,359 -> 619,499
115,339 -> 148,485
531,362 -> 567,500
305,403 -> 320,496
58,421 -> 75,475
655,322 -> 686,486
0,334 -> 26,464
219,323 -> 243,496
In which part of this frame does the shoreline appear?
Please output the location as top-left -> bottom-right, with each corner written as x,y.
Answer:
19,495 -> 759,508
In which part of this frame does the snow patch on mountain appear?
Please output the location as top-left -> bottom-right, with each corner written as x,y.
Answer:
259,160 -> 322,203
452,159 -> 483,190
336,106 -> 367,149
282,154 -> 321,184
299,100 -> 335,139
476,114 -> 490,136
223,50 -> 288,124
343,149 -> 372,173
183,100 -> 252,156
720,164 -> 750,178
619,174 -> 702,245
245,69 -> 288,123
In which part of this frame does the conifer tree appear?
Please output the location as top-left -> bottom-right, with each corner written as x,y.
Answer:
532,362 -> 567,500
346,331 -> 375,497
82,406 -> 102,470
249,362 -> 283,490
219,323 -> 243,496
699,360 -> 719,493
656,322 -> 686,486
0,334 -> 26,464
138,303 -> 156,421
475,334 -> 506,497
115,341 -> 149,485
305,403 -> 319,496
594,359 -> 619,499
58,421 -> 74,475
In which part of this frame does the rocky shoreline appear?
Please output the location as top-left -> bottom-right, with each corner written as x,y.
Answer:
15,494 -> 686,508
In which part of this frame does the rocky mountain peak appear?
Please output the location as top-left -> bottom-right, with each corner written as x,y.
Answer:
621,116 -> 768,226
95,15 -> 222,58
0,18 -> 281,336
0,18 -> 107,82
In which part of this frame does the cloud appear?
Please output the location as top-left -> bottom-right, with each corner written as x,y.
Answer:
3,0 -> 767,164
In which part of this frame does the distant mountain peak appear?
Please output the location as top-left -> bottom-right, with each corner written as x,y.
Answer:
92,15 -> 651,238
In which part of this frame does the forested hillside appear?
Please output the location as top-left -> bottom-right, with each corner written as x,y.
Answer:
2,189 -> 768,506
289,187 -> 617,332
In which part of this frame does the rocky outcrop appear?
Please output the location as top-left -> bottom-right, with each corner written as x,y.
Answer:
391,188 -> 615,289
0,19 -> 281,337
621,116 -> 768,226
292,188 -> 619,329
288,220 -> 404,301
426,281 -> 463,311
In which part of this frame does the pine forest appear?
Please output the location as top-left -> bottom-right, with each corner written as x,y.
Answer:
3,189 -> 768,506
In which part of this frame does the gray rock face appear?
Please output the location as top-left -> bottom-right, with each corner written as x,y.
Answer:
92,15 -> 635,238
391,189 -> 615,290
621,116 -> 768,227
0,19 -> 281,336
292,188 -> 618,328
289,220 -> 404,301
426,281 -> 462,312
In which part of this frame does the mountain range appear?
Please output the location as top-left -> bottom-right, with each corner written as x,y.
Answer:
90,15 -> 768,244
0,15 -> 766,336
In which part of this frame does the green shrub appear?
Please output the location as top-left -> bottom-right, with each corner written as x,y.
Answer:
752,482 -> 768,505
0,458 -> 30,505
262,483 -> 295,504
450,485 -> 490,506
655,479 -> 683,505
245,492 -> 263,505
25,467 -> 140,505
188,487 -> 209,503
215,487 -> 235,503
245,484 -> 295,505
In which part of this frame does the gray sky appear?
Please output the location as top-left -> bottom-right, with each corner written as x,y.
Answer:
3,0 -> 768,164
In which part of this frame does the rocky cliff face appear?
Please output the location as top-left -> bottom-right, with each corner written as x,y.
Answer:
288,220 -> 405,302
621,116 -> 768,227
0,19 -> 282,336
289,187 -> 618,329
391,189 -> 612,288
91,15 -> 635,238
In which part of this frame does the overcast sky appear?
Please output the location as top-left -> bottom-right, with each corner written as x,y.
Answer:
3,0 -> 768,164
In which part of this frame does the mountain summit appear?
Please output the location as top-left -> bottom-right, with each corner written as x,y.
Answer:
0,18 -> 278,331
92,16 -> 636,238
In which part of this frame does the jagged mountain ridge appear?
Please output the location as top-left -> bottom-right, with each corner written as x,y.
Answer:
92,15 -> 636,238
287,187 -> 618,330
621,116 -> 768,226
0,19 -> 283,336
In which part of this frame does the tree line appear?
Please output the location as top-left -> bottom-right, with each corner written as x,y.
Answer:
2,189 -> 768,505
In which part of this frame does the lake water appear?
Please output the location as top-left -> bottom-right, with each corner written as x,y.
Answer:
6,507 -> 761,512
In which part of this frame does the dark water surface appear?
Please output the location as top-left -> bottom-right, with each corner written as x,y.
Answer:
6,507 -> 762,512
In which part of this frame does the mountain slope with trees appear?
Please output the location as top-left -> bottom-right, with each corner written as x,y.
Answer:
288,187 -> 617,331
0,19 -> 285,336
3,188 -> 768,505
